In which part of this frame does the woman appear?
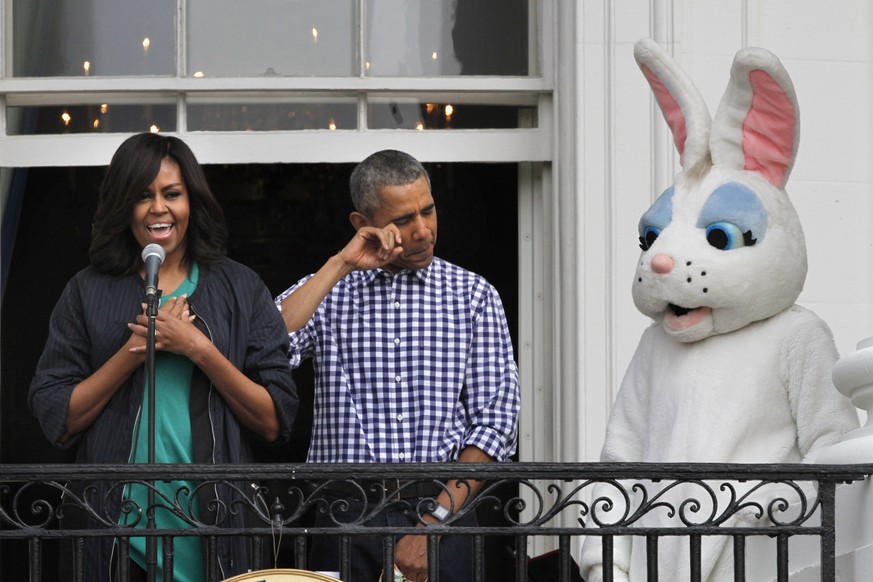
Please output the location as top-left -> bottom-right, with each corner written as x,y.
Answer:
29,133 -> 299,581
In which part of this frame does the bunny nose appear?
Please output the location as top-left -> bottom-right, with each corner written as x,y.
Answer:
651,254 -> 675,274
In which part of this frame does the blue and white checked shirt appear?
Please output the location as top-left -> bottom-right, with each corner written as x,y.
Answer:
275,257 -> 520,463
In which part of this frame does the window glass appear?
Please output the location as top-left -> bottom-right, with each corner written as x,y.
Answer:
187,0 -> 355,77
368,99 -> 536,130
10,0 -> 531,79
12,0 -> 175,77
187,99 -> 357,131
7,104 -> 176,135
364,0 -> 529,76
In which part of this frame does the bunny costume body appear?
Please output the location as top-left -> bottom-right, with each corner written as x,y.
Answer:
579,40 -> 859,582
607,306 -> 851,467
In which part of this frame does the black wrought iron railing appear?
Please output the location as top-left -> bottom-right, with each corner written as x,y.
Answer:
1,462 -> 870,582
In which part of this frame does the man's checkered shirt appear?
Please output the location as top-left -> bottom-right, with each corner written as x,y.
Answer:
275,257 -> 520,463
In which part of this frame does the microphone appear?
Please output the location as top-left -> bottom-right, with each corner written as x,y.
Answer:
141,244 -> 166,298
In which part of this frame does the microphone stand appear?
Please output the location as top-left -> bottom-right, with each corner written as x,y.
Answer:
145,289 -> 161,582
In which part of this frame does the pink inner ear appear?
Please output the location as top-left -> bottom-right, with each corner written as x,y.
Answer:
743,70 -> 796,187
641,65 -> 688,161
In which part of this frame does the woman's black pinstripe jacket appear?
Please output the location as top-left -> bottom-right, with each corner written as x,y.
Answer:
29,257 -> 299,581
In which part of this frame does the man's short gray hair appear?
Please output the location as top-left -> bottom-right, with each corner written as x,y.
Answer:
350,150 -> 431,216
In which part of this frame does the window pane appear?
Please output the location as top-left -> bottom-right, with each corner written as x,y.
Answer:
364,0 -> 529,76
368,100 -> 536,129
188,99 -> 357,131
12,0 -> 175,77
187,0 -> 355,77
7,104 -> 176,135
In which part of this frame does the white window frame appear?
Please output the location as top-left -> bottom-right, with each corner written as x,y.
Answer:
0,0 -> 551,167
0,0 -> 563,471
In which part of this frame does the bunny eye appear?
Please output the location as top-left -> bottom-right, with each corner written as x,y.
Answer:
638,226 -> 661,251
705,222 -> 756,250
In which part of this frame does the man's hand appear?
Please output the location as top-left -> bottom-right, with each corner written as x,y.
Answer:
280,225 -> 404,334
395,447 -> 494,581
395,533 -> 431,582
338,224 -> 404,271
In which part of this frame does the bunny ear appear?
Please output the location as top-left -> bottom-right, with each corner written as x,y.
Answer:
710,48 -> 799,188
634,38 -> 712,168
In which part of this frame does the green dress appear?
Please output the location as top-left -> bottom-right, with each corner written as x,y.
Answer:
123,263 -> 205,582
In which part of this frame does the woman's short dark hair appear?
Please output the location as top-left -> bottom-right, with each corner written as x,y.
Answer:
89,133 -> 227,275
349,150 -> 431,217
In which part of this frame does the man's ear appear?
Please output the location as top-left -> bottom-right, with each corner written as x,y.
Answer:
349,211 -> 369,231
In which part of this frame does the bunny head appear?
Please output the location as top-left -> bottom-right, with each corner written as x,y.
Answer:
632,38 -> 806,343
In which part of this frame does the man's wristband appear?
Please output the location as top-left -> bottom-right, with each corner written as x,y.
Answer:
430,502 -> 450,521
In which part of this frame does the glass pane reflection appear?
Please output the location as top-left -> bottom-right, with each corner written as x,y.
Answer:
364,0 -> 529,76
7,105 -> 176,135
187,100 -> 357,131
13,0 -> 175,77
187,0 -> 354,77
369,101 -> 536,130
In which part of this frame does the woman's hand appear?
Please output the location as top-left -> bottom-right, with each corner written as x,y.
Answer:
128,295 -> 205,357
130,294 -> 281,441
62,298 -> 196,442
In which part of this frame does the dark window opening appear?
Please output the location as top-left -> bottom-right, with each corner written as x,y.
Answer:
1,161 -> 519,580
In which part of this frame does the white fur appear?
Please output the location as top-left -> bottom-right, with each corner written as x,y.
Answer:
579,39 -> 860,582
632,166 -> 807,342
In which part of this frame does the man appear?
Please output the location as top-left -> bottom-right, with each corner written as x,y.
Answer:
275,149 -> 520,582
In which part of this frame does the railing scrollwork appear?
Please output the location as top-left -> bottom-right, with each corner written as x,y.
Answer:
0,462 -> 869,581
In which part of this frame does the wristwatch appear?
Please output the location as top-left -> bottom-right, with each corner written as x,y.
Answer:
430,502 -> 450,521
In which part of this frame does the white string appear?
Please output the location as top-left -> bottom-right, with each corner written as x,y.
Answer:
253,485 -> 282,568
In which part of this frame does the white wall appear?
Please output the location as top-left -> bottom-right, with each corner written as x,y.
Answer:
571,0 -> 873,462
